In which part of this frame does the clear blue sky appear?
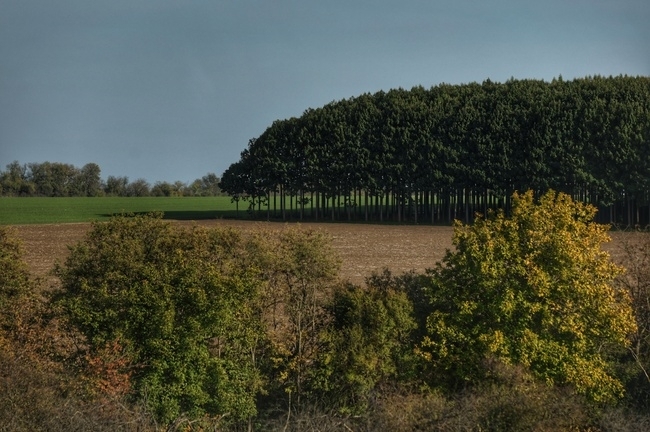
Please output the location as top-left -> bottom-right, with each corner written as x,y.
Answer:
1,0 -> 648,184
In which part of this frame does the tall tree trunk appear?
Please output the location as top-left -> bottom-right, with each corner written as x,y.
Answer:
281,184 -> 286,221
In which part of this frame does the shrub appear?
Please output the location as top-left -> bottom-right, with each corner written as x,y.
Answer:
53,213 -> 267,425
311,279 -> 417,413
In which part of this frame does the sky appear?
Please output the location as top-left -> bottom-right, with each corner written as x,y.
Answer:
1,1 -> 649,184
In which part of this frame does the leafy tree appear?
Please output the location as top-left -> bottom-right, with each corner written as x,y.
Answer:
419,190 -> 636,402
219,160 -> 249,214
50,162 -> 77,196
104,175 -> 129,196
126,178 -> 151,197
73,162 -> 103,196
150,180 -> 173,197
84,162 -> 103,196
313,279 -> 417,413
0,161 -> 34,196
150,180 -> 187,197
26,161 -> 77,196
0,226 -> 160,430
52,214 -> 267,425
251,228 -> 341,408
199,173 -> 222,196
186,173 -> 222,197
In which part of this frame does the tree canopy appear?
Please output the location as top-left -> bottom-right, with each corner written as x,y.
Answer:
418,190 -> 637,402
51,213 -> 342,426
53,214 -> 266,423
221,76 -> 650,225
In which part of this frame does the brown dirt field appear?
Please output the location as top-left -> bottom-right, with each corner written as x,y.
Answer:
11,220 -> 637,287
12,221 -> 455,286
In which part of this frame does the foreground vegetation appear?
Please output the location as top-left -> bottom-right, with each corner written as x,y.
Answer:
2,191 -> 650,431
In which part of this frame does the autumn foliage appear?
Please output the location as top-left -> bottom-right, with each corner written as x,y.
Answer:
418,190 -> 636,401
2,191 -> 650,430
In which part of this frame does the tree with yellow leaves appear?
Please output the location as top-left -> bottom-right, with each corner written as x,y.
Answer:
419,190 -> 636,402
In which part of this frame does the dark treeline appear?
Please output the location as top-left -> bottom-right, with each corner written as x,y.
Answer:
220,75 -> 650,226
0,161 -> 224,197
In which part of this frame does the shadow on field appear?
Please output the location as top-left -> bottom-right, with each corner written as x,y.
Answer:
99,210 -> 249,221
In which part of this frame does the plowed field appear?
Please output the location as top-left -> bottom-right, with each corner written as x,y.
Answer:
12,221 -> 632,286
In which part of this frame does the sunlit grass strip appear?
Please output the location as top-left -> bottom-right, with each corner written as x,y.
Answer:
0,197 -> 240,225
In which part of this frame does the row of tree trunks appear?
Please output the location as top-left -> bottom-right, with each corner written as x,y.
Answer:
253,187 -> 650,227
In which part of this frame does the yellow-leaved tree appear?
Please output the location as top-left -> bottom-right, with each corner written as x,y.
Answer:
420,190 -> 636,402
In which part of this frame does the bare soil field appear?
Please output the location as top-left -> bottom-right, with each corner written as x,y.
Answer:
12,220 -> 635,287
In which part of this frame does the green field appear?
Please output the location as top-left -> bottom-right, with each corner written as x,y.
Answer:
0,197 -> 244,225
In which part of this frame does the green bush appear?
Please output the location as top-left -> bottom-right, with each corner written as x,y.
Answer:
53,213 -> 267,425
52,214 -> 345,427
311,279 -> 416,413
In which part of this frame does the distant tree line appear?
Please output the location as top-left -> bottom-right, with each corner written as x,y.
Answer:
0,161 -> 224,197
220,75 -> 650,226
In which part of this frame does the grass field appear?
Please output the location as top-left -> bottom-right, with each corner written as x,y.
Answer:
0,196 -> 430,226
0,196 -> 242,225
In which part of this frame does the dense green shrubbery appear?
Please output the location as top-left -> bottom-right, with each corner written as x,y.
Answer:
2,191 -> 650,430
51,213 -> 344,427
53,214 -> 267,423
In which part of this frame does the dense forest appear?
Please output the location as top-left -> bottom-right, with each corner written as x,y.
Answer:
221,75 -> 650,226
0,161 -> 223,197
